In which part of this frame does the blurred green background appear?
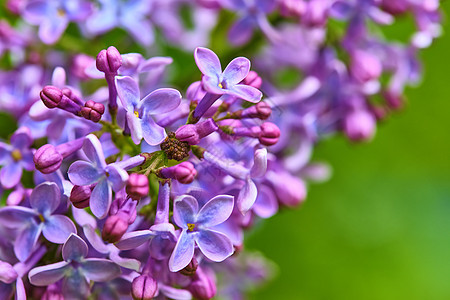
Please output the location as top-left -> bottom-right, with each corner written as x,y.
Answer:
247,3 -> 450,300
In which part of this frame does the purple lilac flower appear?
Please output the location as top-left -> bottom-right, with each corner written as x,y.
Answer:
68,134 -> 129,218
28,233 -> 121,299
23,0 -> 92,44
115,75 -> 182,145
169,194 -> 235,272
0,182 -> 76,261
0,127 -> 34,189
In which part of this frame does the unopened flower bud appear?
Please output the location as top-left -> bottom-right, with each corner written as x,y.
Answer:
102,213 -> 129,243
160,162 -> 197,184
40,85 -> 63,108
0,260 -> 18,284
259,122 -> 281,146
189,268 -> 216,300
126,173 -> 149,200
175,118 -> 218,145
180,256 -> 199,276
279,0 -> 306,17
96,46 -> 122,75
34,144 -> 63,174
240,102 -> 272,120
350,50 -> 382,83
70,184 -> 94,209
132,275 -> 158,300
343,109 -> 376,141
81,100 -> 105,123
242,70 -> 262,89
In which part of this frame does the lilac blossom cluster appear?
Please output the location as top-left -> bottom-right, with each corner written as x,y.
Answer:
0,0 -> 442,299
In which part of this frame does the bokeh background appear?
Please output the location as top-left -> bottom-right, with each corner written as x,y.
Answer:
247,2 -> 450,300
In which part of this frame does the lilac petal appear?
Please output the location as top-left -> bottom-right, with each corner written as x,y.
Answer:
115,230 -> 154,250
1,163 -> 23,189
138,56 -> 173,73
202,75 -> 224,95
0,206 -> 37,228
227,84 -> 262,103
51,66 -> 66,88
81,258 -> 121,282
0,142 -> 11,164
15,277 -> 26,300
62,233 -> 88,262
173,195 -> 199,228
126,112 -> 143,144
159,284 -> 192,300
140,88 -> 182,115
115,76 -> 140,112
62,269 -> 90,299
68,161 -> 102,186
83,134 -> 106,168
85,2 -> 116,34
250,148 -> 267,178
252,184 -> 278,218
223,57 -> 251,86
30,182 -> 60,215
237,179 -> 258,215
39,17 -> 69,44
197,195 -> 234,227
43,215 -> 76,244
228,17 -> 255,46
194,47 -> 222,77
90,178 -> 112,219
28,261 -> 70,286
109,251 -> 140,271
83,225 -> 109,254
168,230 -> 195,272
14,223 -> 43,261
72,206 -> 97,228
141,114 -> 167,146
11,127 -> 33,149
23,0 -> 48,24
105,164 -> 129,192
196,229 -> 233,262
122,18 -> 154,46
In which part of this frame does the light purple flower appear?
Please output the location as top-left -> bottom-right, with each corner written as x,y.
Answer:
0,182 -> 76,261
115,75 -> 182,145
68,134 -> 129,218
0,127 -> 34,189
194,47 -> 262,103
23,0 -> 92,44
28,234 -> 121,299
169,194 -> 235,272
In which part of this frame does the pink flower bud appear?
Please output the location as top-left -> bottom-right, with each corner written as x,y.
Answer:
132,275 -> 158,300
0,260 -> 18,284
242,70 -> 262,89
126,173 -> 149,200
81,100 -> 105,123
70,184 -> 94,209
40,86 -> 63,108
176,118 -> 218,145
258,122 -> 281,146
240,102 -> 272,120
160,162 -> 197,184
34,144 -> 63,174
350,50 -> 382,82
189,268 -> 216,300
96,46 -> 122,75
343,109 -> 376,142
102,213 -> 129,243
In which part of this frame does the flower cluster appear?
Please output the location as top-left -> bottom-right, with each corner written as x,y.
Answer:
0,0 -> 442,299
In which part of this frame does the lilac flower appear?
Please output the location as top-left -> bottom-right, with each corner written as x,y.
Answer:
23,0 -> 92,44
28,234 -> 121,299
68,134 -> 129,218
85,0 -> 154,46
169,194 -> 235,272
0,127 -> 34,189
194,47 -> 262,103
0,182 -> 76,261
115,75 -> 182,145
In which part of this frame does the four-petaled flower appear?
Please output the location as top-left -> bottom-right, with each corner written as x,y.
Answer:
194,47 -> 262,102
169,194 -> 235,272
0,182 -> 76,261
116,76 -> 182,145
0,127 -> 34,189
28,233 -> 121,299
68,134 -> 129,218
